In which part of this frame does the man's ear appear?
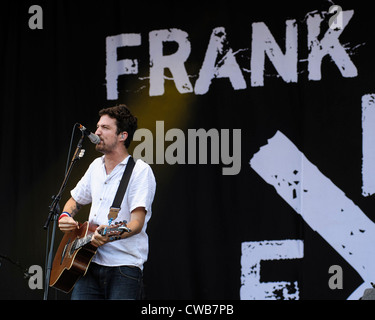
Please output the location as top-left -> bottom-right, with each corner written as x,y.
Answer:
120,132 -> 128,141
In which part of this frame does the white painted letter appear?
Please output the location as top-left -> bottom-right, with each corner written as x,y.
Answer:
195,27 -> 246,95
106,33 -> 141,100
149,29 -> 193,96
250,130 -> 375,299
362,94 -> 375,196
251,20 -> 297,87
240,240 -> 303,300
307,10 -> 357,81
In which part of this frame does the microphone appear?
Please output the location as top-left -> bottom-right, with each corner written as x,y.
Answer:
78,124 -> 101,144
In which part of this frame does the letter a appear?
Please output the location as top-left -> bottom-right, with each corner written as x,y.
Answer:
195,27 -> 246,94
28,5 -> 43,30
328,265 -> 343,290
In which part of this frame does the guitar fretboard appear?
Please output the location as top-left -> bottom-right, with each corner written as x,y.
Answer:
71,223 -> 130,252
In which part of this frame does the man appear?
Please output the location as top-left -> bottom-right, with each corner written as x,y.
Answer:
58,104 -> 156,300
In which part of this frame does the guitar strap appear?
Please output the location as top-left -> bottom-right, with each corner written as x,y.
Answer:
107,156 -> 136,222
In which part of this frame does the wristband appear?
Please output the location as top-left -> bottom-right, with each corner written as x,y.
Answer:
58,212 -> 71,220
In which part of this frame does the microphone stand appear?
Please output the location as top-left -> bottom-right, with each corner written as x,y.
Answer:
43,133 -> 85,300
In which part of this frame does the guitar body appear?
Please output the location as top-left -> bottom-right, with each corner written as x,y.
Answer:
49,221 -> 97,293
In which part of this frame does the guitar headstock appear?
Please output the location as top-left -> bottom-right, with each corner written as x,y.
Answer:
100,220 -> 131,238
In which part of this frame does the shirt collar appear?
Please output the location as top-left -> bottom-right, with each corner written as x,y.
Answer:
100,154 -> 131,166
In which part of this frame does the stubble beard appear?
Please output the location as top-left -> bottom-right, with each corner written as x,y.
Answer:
95,139 -> 117,155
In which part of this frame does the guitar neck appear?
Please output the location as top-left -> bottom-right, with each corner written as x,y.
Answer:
73,221 -> 131,251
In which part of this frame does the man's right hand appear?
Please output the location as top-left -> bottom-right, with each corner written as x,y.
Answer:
58,216 -> 79,233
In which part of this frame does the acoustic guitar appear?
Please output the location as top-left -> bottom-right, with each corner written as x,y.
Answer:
49,220 -> 130,293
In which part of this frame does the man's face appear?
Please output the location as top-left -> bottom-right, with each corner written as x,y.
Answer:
95,115 -> 120,154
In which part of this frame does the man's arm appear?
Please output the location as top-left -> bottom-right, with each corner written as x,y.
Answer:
123,207 -> 146,238
58,197 -> 82,232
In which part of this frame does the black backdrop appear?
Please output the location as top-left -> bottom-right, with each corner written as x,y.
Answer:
1,0 -> 375,300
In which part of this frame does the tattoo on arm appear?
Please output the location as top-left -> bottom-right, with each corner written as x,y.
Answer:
68,198 -> 82,217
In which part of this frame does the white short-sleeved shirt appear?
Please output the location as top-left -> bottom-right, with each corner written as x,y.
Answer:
71,155 -> 156,269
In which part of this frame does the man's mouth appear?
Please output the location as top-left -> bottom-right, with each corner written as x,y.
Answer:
95,140 -> 104,146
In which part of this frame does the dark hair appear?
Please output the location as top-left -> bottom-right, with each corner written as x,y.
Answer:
98,104 -> 137,148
